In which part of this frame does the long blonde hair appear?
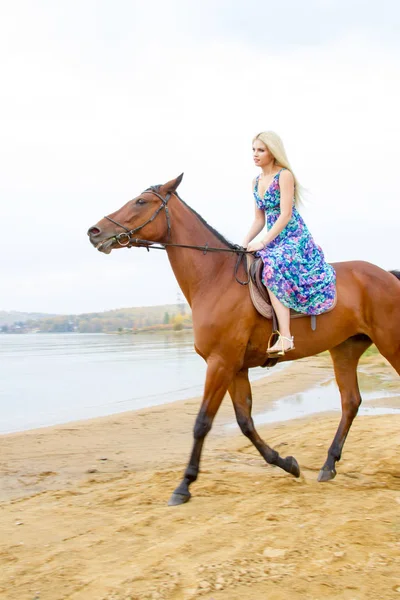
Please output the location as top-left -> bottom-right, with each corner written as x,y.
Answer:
253,131 -> 303,208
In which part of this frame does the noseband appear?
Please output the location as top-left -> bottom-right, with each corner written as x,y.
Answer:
104,186 -> 172,247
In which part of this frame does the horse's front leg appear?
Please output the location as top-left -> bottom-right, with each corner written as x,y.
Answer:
168,357 -> 235,506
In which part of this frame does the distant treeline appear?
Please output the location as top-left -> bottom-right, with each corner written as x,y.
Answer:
1,304 -> 192,334
0,311 -> 56,326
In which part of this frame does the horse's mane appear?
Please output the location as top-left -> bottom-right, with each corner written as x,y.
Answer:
390,269 -> 400,281
179,196 -> 236,249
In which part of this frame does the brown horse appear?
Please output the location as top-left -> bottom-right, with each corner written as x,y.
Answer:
87,174 -> 400,505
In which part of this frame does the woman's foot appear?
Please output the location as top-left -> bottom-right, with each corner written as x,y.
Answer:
267,333 -> 295,356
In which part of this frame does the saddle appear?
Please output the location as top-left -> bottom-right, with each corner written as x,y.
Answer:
246,255 -> 337,367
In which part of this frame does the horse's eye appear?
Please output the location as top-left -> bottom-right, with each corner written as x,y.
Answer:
137,198 -> 146,205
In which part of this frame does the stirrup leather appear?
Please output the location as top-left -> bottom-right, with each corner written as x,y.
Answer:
267,331 -> 295,356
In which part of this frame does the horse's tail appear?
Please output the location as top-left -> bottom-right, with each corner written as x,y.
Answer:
390,269 -> 400,281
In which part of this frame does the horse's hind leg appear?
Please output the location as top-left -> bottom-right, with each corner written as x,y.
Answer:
228,369 -> 300,477
318,334 -> 372,482
368,273 -> 400,375
370,332 -> 400,375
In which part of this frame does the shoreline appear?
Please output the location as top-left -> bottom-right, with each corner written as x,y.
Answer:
1,348 -> 398,439
0,354 -> 325,440
0,360 -> 289,438
0,352 -> 398,503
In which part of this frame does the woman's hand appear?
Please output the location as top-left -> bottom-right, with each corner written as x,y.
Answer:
246,240 -> 266,252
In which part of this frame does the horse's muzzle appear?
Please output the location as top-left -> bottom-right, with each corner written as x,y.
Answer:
87,226 -> 115,254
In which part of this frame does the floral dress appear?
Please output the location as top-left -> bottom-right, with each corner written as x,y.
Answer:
254,169 -> 336,315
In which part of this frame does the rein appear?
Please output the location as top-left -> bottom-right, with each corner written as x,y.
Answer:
103,186 -> 251,286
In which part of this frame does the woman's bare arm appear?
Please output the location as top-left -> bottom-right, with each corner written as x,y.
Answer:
242,178 -> 266,247
247,170 -> 294,251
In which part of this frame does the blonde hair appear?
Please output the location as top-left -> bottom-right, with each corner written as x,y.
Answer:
253,131 -> 303,208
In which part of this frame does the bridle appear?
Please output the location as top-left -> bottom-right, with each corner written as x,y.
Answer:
102,185 -> 251,285
104,186 -> 172,247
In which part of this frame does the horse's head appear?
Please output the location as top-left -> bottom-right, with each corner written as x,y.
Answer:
87,174 -> 183,254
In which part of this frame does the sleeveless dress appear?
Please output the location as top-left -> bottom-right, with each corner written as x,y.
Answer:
254,169 -> 336,315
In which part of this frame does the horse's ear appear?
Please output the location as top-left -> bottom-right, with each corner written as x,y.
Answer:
162,173 -> 184,193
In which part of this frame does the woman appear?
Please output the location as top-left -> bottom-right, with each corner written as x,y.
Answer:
243,131 -> 336,356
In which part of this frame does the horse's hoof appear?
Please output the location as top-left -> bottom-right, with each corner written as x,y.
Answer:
317,467 -> 336,482
168,492 -> 191,506
288,456 -> 301,478
286,456 -> 301,478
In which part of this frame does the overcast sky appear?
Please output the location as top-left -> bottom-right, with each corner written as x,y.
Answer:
1,0 -> 399,314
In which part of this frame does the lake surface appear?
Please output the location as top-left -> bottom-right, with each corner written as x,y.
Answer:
2,334 -> 398,435
0,332 -> 280,434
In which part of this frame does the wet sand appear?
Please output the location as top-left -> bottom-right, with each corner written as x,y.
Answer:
0,353 -> 399,599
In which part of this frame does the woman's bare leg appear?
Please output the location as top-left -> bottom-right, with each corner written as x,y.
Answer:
267,288 -> 293,351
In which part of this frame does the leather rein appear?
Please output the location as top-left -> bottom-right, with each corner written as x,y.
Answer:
103,186 -> 251,286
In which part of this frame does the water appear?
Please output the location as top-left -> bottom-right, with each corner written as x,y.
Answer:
231,380 -> 400,428
0,332 -> 282,434
2,335 -> 397,435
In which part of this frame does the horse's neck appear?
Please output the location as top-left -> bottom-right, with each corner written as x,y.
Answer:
165,198 -> 234,307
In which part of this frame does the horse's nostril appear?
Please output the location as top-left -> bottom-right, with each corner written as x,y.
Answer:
88,226 -> 101,236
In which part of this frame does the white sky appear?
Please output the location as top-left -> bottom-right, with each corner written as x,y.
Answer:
1,0 -> 399,314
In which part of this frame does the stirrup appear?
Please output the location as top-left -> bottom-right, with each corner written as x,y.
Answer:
267,330 -> 280,354
267,332 -> 295,356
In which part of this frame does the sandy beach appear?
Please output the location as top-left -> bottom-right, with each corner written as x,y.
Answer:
0,352 -> 399,600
